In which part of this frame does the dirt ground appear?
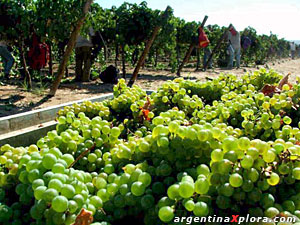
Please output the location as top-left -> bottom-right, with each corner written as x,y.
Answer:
0,58 -> 299,117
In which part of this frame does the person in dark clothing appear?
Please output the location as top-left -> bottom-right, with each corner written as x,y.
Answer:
0,34 -> 14,78
75,34 -> 93,82
0,5 -> 16,78
75,28 -> 103,82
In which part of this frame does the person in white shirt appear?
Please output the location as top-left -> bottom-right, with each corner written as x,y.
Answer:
227,25 -> 241,69
290,42 -> 296,59
75,28 -> 94,82
0,35 -> 14,79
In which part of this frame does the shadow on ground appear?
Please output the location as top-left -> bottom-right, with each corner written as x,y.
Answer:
123,73 -> 198,81
59,72 -> 199,95
0,95 -> 53,117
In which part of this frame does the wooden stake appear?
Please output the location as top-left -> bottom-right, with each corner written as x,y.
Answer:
19,39 -> 32,89
203,24 -> 231,71
128,6 -> 172,87
177,15 -> 208,76
196,47 -> 200,71
48,41 -> 53,76
176,44 -> 195,76
49,0 -> 93,96
127,27 -> 160,87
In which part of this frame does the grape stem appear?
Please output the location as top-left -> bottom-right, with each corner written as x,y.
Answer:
68,144 -> 96,168
100,208 -> 106,215
127,128 -> 141,138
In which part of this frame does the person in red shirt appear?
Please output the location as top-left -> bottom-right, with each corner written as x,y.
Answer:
28,32 -> 49,71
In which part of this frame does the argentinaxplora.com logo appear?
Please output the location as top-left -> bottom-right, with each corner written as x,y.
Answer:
174,214 -> 297,224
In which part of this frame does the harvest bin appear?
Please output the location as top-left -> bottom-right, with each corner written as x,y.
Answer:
0,94 -> 113,147
0,91 -> 154,147
1,72 -> 300,224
